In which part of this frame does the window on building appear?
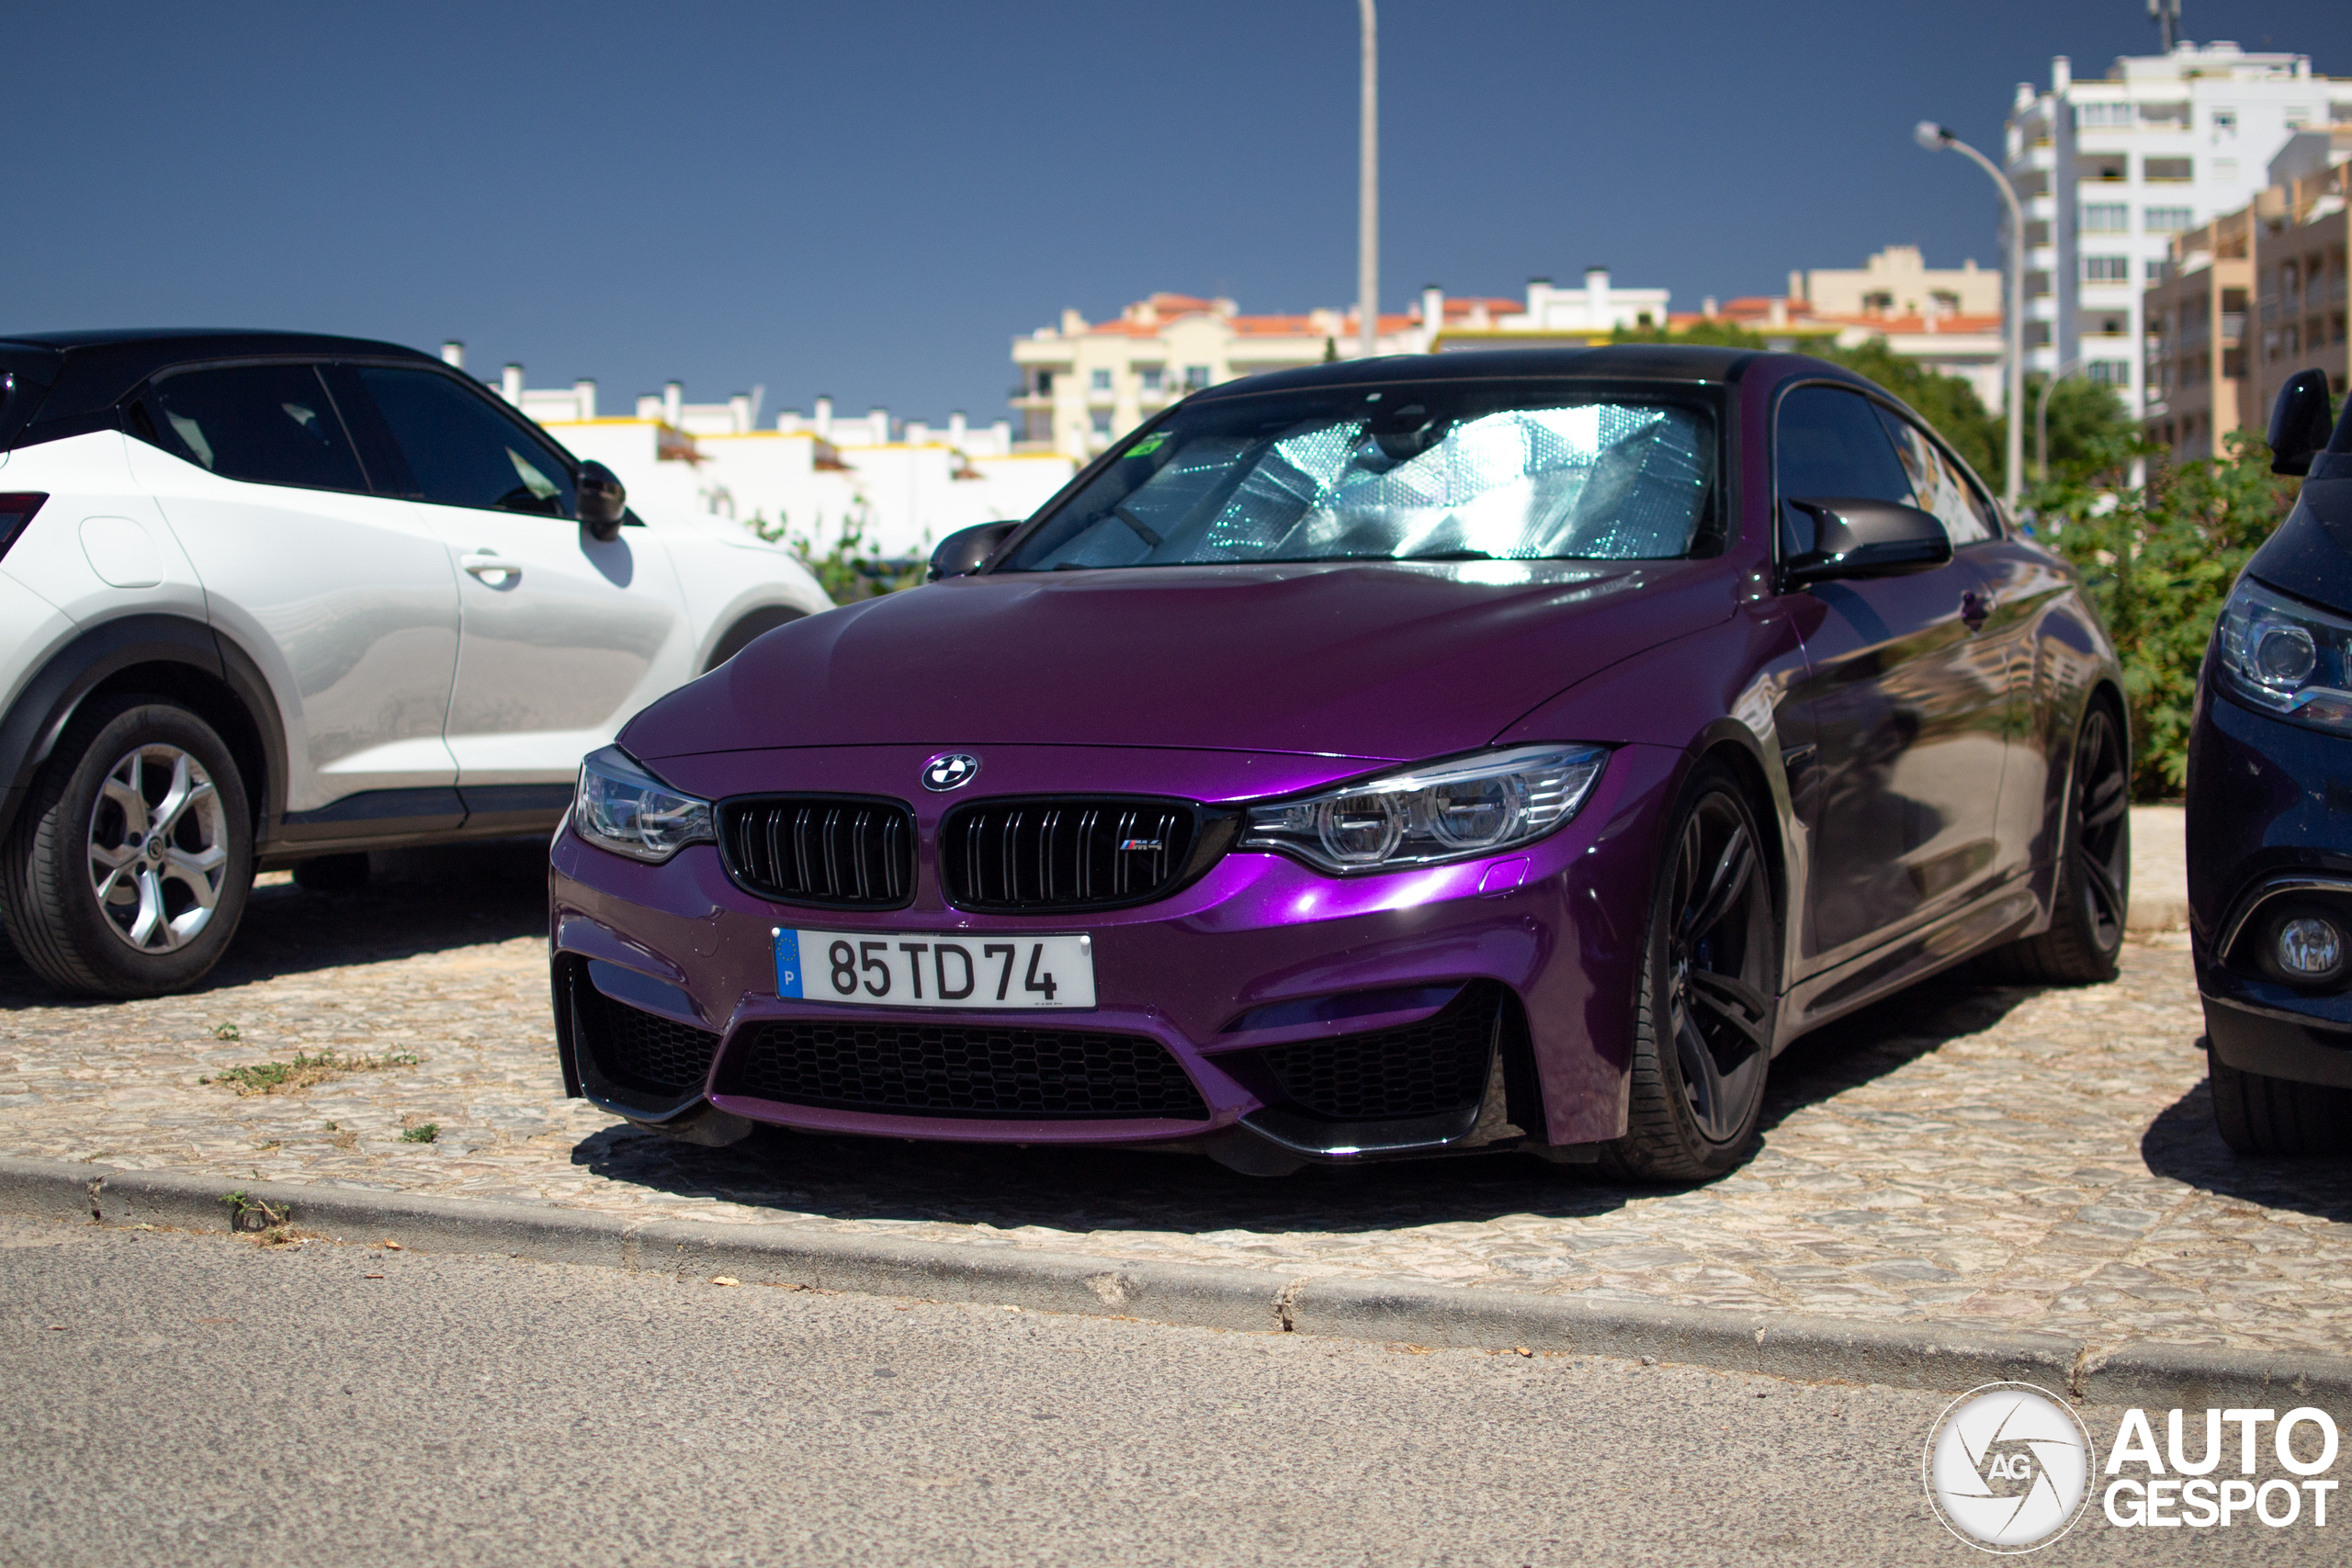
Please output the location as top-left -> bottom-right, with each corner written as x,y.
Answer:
2144,207 -> 2192,233
1090,368 -> 1112,394
2081,203 -> 2130,232
2086,360 -> 2132,388
1182,366 -> 1212,392
2143,157 -> 2191,183
2211,108 -> 2237,132
2139,101 -> 2189,128
2084,255 -> 2132,284
2076,101 -> 2133,128
2147,259 -> 2174,284
1863,291 -> 1894,313
1032,370 -> 1054,397
1138,366 -> 1164,394
1090,411 -> 1112,438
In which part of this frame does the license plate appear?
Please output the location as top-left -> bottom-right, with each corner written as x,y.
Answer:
775,929 -> 1096,1010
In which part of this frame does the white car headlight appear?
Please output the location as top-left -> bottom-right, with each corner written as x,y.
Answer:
1239,745 -> 1609,874
572,746 -> 714,863
2215,576 -> 2352,735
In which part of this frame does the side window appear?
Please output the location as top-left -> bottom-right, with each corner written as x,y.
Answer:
1875,408 -> 1996,546
1773,385 -> 1915,556
354,367 -> 577,518
142,364 -> 369,493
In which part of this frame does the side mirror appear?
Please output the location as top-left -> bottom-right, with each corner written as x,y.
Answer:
1782,497 -> 1953,587
927,520 -> 1020,581
578,461 -> 628,542
2268,368 -> 2335,477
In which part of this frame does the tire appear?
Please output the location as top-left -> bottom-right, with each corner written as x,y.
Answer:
293,852 -> 371,892
1598,763 -> 1780,1184
0,694 -> 254,998
2208,1043 -> 2352,1156
1980,701 -> 2129,986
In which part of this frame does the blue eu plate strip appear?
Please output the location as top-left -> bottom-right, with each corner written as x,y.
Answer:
774,929 -> 803,998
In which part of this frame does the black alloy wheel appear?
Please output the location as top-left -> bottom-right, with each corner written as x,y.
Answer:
1981,703 -> 2129,986
1600,765 -> 1778,1182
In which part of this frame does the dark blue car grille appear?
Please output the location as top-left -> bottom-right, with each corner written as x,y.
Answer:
718,795 -> 915,908
940,798 -> 1196,912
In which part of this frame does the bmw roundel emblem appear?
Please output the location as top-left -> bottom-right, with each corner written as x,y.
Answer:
922,752 -> 980,792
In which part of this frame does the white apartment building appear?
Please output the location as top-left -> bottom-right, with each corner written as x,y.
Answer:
2003,39 -> 2351,414
450,345 -> 1076,560
1012,270 -> 1666,459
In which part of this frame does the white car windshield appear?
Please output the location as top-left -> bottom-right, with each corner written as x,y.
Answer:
1003,386 -> 1719,570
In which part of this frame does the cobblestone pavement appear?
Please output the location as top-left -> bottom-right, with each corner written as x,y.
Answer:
4,842 -> 2348,1361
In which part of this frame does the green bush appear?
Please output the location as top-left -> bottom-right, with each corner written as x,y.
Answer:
748,506 -> 923,603
2032,434 -> 2301,798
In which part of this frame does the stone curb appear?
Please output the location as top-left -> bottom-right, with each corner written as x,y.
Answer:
6,1156 -> 2346,1406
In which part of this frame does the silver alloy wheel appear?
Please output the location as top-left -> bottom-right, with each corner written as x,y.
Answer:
85,742 -> 229,953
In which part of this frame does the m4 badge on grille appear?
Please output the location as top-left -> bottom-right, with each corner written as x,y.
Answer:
922,752 -> 980,792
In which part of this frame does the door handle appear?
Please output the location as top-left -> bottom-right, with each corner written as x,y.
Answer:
461,552 -> 521,586
1960,589 -> 1992,631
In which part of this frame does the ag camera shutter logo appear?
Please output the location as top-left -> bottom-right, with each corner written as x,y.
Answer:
1923,1382 -> 2092,1552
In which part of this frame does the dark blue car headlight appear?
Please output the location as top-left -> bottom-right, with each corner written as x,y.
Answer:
573,746 -> 715,862
2215,577 -> 2352,735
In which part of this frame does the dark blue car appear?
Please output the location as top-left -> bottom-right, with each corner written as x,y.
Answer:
2189,367 -> 2352,1153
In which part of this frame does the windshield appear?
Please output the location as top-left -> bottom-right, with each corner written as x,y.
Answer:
1001,384 -> 1720,571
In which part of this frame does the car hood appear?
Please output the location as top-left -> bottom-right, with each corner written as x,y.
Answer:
621,558 -> 1736,764
2250,478 -> 2352,618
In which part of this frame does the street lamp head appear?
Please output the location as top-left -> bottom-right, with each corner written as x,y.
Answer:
1914,120 -> 1951,152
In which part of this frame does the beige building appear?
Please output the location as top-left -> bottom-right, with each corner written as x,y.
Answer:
1796,245 -> 2002,321
1011,274 -> 1668,458
2145,129 -> 2351,461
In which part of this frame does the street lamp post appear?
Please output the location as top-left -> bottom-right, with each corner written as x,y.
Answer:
2036,357 -> 2085,485
1358,0 -> 1378,359
1917,121 -> 2025,515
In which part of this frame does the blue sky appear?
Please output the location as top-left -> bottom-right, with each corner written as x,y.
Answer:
5,2 -> 2339,424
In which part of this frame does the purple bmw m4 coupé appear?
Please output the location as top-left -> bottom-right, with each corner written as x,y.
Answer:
548,346 -> 2127,1181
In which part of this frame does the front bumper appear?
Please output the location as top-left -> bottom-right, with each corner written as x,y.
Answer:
2188,680 -> 2352,1089
548,741 -> 1685,1163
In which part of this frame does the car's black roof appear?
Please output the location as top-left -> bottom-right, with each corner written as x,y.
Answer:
1194,343 -> 1780,400
0,328 -> 442,448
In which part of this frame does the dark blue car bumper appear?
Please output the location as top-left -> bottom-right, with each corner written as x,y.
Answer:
2188,670 -> 2352,1089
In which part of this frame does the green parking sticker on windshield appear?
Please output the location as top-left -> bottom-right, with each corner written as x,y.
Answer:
1126,432 -> 1169,457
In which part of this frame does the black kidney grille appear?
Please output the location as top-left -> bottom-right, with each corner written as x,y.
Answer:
578,984 -> 721,1097
1252,984 -> 1499,1122
721,1019 -> 1208,1121
942,799 -> 1193,911
719,796 -> 913,907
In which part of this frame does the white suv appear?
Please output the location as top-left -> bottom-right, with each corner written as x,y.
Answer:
0,329 -> 832,997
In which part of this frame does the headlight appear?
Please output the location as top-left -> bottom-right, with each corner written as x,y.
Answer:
572,746 -> 715,863
1240,745 -> 1608,874
2215,577 -> 2352,734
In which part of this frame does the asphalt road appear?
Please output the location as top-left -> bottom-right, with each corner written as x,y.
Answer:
0,1217 -> 2311,1567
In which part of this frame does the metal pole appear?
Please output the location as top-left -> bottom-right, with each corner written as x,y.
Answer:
1358,0 -> 1378,359
2036,357 -> 2083,484
1917,123 -> 2026,514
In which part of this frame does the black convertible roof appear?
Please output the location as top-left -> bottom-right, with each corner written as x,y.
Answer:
0,328 -> 440,448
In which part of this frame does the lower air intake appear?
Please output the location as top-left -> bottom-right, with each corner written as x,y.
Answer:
575,980 -> 722,1097
721,1019 -> 1209,1120
1251,983 -> 1500,1122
